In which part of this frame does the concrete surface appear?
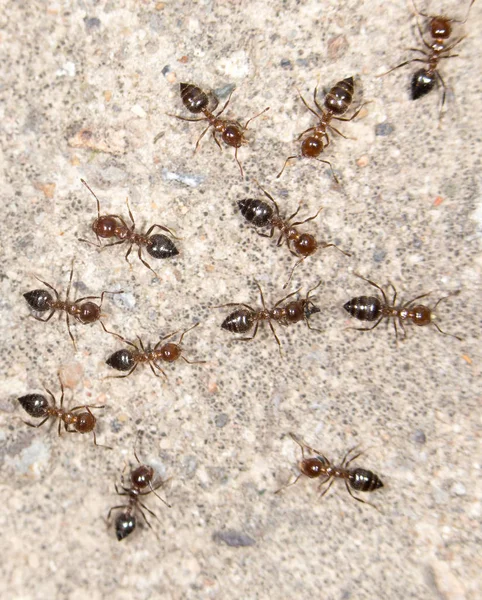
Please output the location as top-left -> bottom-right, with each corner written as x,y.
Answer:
1,1 -> 481,599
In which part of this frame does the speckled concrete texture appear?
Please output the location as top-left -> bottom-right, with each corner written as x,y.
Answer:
1,1 -> 481,599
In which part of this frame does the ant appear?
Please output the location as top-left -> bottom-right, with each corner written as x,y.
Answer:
378,0 -> 476,114
23,262 -> 122,349
343,273 -> 462,340
238,183 -> 351,288
105,322 -> 205,379
216,281 -> 322,350
169,82 -> 269,177
277,76 -> 364,180
276,433 -> 383,510
80,179 -> 179,280
107,434 -> 170,541
18,373 -> 110,448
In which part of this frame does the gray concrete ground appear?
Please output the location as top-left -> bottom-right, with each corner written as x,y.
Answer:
1,1 -> 481,599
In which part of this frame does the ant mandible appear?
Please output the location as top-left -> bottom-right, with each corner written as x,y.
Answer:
277,76 -> 365,180
18,373 -> 110,448
343,273 -> 462,340
276,433 -> 384,510
238,183 -> 351,288
105,322 -> 205,379
216,281 -> 322,350
378,0 -> 476,114
23,261 -> 122,349
108,434 -> 171,540
80,179 -> 179,280
169,83 -> 269,177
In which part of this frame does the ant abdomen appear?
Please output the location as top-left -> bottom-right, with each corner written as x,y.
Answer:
221,309 -> 254,334
106,349 -> 135,371
324,77 -> 354,115
24,290 -> 53,312
238,199 -> 274,227
180,83 -> 210,113
343,296 -> 382,322
411,69 -> 437,100
18,394 -> 49,418
349,468 -> 383,492
146,234 -> 179,259
115,513 -> 136,541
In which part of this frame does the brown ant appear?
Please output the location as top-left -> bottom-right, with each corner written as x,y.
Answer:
105,322 -> 205,379
108,434 -> 170,540
276,433 -> 383,510
343,273 -> 462,341
216,281 -> 322,350
277,76 -> 365,180
238,183 -> 351,288
23,262 -> 122,349
17,373 -> 110,448
378,0 -> 476,114
80,179 -> 179,280
169,83 -> 269,177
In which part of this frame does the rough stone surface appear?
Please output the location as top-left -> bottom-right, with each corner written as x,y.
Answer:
1,1 -> 481,599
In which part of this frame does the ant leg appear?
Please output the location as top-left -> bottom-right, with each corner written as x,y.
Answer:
314,158 -> 339,184
107,505 -> 129,520
215,88 -> 236,117
286,204 -> 302,222
125,198 -> 135,227
319,242 -> 351,258
148,481 -> 171,508
346,317 -> 384,333
319,478 -> 335,499
402,292 -> 432,309
192,124 -> 211,152
244,106 -> 269,130
34,278 -> 60,302
178,322 -> 200,345
342,447 -> 363,467
81,179 -> 102,220
435,71 -> 447,120
283,259 -> 304,290
377,58 -> 427,77
353,273 -> 390,306
234,321 -> 259,342
432,322 -> 463,341
150,361 -> 168,380
167,113 -> 206,122
254,281 -> 267,310
305,316 -> 323,334
212,302 -> 256,311
327,125 -> 350,139
291,206 -> 323,227
137,247 -> 160,280
91,427 -> 112,450
124,243 -> 134,266
296,126 -> 317,141
22,416 -> 50,429
345,481 -> 379,510
136,506 -> 160,539
106,364 -> 138,379
253,179 -> 280,216
256,226 -> 276,239
211,129 -> 222,151
334,102 -> 368,123
66,313 -> 77,351
276,155 -> 299,179
275,473 -> 302,494
313,83 -> 325,114
234,147 -> 244,178
138,501 -> 162,524
297,90 -> 322,121
145,224 -> 179,239
274,288 -> 302,308
267,321 -> 282,351
31,310 -> 56,323
432,290 -> 461,311
181,355 -> 206,365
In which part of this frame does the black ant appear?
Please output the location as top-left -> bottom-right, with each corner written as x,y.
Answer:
276,433 -> 383,510
105,322 -> 205,379
18,373 -> 110,448
108,435 -> 171,541
378,0 -> 476,114
216,281 -> 322,350
277,76 -> 364,180
238,184 -> 351,288
80,179 -> 179,280
169,83 -> 269,177
343,273 -> 462,340
23,262 -> 122,349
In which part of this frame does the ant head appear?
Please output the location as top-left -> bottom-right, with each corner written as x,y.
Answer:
284,301 -> 305,324
93,215 -> 118,239
430,16 -> 451,39
300,456 -> 327,479
24,289 -> 53,312
18,394 -> 49,418
180,83 -> 209,113
158,342 -> 181,363
222,123 -> 244,148
131,464 -> 154,489
75,411 -> 96,433
409,304 -> 432,327
106,349 -> 135,372
293,233 -> 318,257
78,301 -> 101,324
301,136 -> 324,158
115,512 -> 136,541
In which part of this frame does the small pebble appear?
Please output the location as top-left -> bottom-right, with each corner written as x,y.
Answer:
375,122 -> 395,136
162,65 -> 171,76
412,429 -> 426,444
212,530 -> 256,547
84,17 -> 101,31
451,482 -> 466,496
162,169 -> 205,188
356,155 -> 369,167
215,413 -> 228,428
280,58 -> 292,69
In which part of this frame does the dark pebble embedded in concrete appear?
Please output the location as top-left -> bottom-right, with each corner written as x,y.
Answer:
84,17 -> 101,31
162,65 -> 171,76
375,123 -> 395,136
373,249 -> 387,263
412,429 -> 426,444
280,58 -> 292,69
215,413 -> 229,428
212,530 -> 256,547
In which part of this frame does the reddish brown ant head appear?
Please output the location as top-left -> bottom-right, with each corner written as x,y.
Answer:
410,305 -> 432,327
300,457 -> 327,478
222,124 -> 244,148
78,302 -> 101,324
159,343 -> 181,363
131,465 -> 154,489
301,136 -> 323,158
430,17 -> 451,39
75,411 -> 96,433
93,215 -> 118,239
293,233 -> 318,257
284,301 -> 305,324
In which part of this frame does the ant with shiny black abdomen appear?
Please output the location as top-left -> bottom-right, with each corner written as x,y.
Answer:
216,281 -> 322,351
238,183 -> 351,288
80,179 -> 179,280
169,83 -> 269,177
105,322 -> 205,379
277,76 -> 365,180
18,373 -> 110,448
23,262 -> 122,349
276,433 -> 384,510
343,273 -> 462,341
108,433 -> 171,541
378,0 -> 476,116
